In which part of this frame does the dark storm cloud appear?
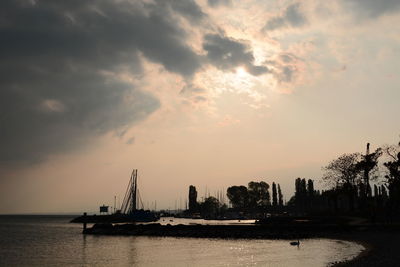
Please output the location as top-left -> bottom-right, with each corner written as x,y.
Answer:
0,0 -> 204,164
264,3 -> 307,31
207,0 -> 232,7
203,34 -> 268,75
343,0 -> 400,18
154,0 -> 205,23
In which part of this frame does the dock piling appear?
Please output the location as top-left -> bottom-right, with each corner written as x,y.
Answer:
83,212 -> 87,231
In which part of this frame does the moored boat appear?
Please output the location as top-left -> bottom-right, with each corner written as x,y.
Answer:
71,169 -> 159,224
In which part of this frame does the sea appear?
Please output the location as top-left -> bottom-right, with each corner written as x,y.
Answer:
0,215 -> 364,266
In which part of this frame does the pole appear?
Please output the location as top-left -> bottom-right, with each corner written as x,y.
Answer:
83,212 -> 87,231
114,196 -> 116,214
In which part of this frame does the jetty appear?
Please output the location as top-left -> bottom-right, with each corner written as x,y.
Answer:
80,215 -> 400,238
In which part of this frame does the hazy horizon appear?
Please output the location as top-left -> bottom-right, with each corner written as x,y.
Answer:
1,0 -> 399,214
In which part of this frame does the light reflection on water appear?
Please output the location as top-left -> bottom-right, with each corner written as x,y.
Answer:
0,216 -> 364,266
155,217 -> 256,225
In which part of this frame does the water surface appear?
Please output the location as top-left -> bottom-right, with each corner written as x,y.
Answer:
0,215 -> 364,266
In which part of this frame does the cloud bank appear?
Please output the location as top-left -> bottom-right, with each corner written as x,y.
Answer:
343,0 -> 400,18
203,34 -> 268,75
0,0 -> 209,164
264,3 -> 307,31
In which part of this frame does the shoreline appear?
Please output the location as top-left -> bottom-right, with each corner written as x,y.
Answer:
321,231 -> 399,266
328,232 -> 400,267
325,236 -> 372,266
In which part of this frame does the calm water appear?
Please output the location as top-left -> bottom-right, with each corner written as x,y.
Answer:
0,216 -> 364,266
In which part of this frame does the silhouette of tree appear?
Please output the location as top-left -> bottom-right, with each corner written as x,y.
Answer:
200,196 -> 220,218
301,179 -> 307,195
294,178 -> 308,212
188,185 -> 198,212
383,141 -> 400,214
307,179 -> 314,197
277,184 -> 283,206
322,153 -> 361,187
356,143 -> 382,197
248,181 -> 270,209
272,182 -> 278,207
295,178 -> 300,197
294,178 -> 301,206
374,184 -> 378,197
381,185 -> 388,198
321,146 -> 382,213
227,185 -> 249,209
307,179 -> 314,210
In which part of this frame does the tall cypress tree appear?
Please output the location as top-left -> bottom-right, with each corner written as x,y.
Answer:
301,178 -> 307,210
278,184 -> 283,206
307,179 -> 314,211
295,178 -> 302,209
272,182 -> 277,207
307,179 -> 314,197
188,185 -> 198,212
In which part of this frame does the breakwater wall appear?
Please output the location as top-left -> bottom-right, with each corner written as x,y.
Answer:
83,223 -> 360,239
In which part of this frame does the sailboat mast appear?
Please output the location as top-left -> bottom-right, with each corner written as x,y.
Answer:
130,169 -> 138,214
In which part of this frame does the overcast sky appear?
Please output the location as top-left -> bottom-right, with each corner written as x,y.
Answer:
1,0 -> 399,214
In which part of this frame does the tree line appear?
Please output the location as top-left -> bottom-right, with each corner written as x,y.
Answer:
301,140 -> 400,221
185,139 -> 399,221
187,181 -> 285,218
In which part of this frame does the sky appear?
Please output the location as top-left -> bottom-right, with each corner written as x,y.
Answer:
0,0 -> 399,214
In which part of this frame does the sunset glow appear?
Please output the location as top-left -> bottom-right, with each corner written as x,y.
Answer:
0,0 -> 399,214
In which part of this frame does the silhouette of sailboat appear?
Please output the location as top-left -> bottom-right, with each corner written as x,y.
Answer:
71,169 -> 158,223
118,169 -> 159,222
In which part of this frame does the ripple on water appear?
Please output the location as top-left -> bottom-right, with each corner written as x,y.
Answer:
0,216 -> 364,267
